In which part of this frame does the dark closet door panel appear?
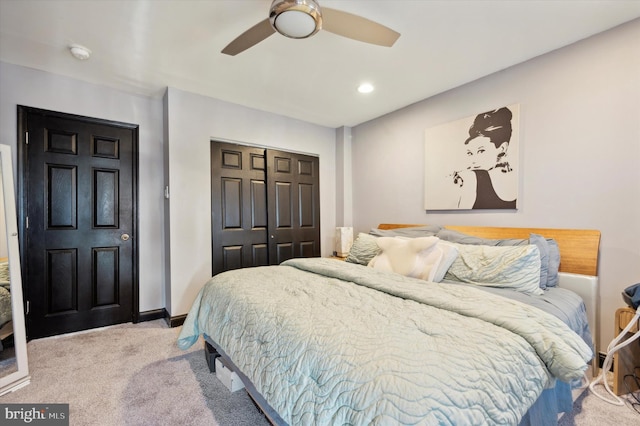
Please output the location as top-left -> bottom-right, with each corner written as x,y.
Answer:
212,142 -> 320,274
299,241 -> 317,258
275,243 -> 294,264
267,149 -> 320,264
274,155 -> 291,173
211,142 -> 269,275
298,183 -> 315,227
252,244 -> 269,265
222,245 -> 243,271
274,182 -> 292,228
217,242 -> 270,271
222,178 -> 242,229
251,180 -> 267,228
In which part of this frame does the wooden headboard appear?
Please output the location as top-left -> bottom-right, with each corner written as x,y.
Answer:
378,224 -> 601,276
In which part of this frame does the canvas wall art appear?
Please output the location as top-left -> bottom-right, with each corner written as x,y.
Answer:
424,104 -> 519,210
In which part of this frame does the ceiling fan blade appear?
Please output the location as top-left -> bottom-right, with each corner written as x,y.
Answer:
222,18 -> 276,56
321,7 -> 400,47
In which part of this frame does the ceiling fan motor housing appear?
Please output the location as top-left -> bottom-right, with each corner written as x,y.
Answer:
269,0 -> 323,39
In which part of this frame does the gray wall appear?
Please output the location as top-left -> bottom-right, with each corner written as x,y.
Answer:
350,19 -> 640,350
0,64 -> 338,319
164,87 -> 337,316
0,62 -> 166,312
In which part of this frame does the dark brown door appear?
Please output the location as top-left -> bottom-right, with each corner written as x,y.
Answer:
267,149 -> 320,263
18,107 -> 138,339
211,142 -> 269,275
210,142 -> 320,275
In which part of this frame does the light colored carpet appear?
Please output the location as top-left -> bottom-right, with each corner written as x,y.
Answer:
559,374 -> 639,426
1,319 -> 639,425
0,320 -> 269,425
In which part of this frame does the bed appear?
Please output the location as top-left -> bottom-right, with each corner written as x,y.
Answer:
178,224 -> 600,425
0,258 -> 11,351
0,258 -> 12,353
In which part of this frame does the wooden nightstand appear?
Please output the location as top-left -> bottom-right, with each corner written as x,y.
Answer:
613,307 -> 640,395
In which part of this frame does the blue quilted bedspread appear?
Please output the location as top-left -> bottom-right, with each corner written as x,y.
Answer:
178,258 -> 592,425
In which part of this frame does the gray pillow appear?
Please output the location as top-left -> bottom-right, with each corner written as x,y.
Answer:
436,229 -> 510,246
546,240 -> 561,287
345,233 -> 380,265
436,228 -> 559,290
529,233 -> 550,290
369,225 -> 442,238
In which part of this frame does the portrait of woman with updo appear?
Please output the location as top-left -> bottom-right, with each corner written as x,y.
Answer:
424,105 -> 518,210
453,107 -> 517,209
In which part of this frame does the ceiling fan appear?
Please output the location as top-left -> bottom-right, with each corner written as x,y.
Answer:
221,0 -> 401,56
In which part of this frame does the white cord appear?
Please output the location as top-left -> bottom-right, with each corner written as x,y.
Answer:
578,371 -> 590,390
589,310 -> 640,405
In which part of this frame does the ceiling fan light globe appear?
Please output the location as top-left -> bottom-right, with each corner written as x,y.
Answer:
274,11 -> 317,38
269,0 -> 322,39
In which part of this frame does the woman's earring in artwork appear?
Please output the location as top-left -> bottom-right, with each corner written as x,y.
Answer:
496,144 -> 512,173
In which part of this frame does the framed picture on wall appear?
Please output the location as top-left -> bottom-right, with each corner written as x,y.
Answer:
424,104 -> 519,210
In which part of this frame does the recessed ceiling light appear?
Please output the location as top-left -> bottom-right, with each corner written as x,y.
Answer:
69,44 -> 92,60
357,83 -> 374,94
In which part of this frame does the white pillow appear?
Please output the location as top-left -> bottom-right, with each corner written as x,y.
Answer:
431,241 -> 459,283
368,236 -> 446,281
444,243 -> 543,295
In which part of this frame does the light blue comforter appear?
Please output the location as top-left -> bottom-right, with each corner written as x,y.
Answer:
178,258 -> 592,425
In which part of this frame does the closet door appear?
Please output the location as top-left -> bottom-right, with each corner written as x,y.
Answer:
267,149 -> 320,264
211,142 -> 321,274
211,142 -> 269,275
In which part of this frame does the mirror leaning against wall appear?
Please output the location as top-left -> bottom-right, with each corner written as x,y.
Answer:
0,144 -> 29,395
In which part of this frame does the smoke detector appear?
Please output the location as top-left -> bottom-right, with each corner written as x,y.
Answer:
69,44 -> 92,60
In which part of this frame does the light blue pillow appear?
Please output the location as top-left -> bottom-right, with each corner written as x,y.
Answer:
444,243 -> 543,295
436,228 -> 559,290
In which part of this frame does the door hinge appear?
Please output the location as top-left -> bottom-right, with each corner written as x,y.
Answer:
25,131 -> 28,145
26,300 -> 29,315
25,216 -> 29,229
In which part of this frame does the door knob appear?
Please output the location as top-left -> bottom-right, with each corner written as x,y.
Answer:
121,233 -> 130,241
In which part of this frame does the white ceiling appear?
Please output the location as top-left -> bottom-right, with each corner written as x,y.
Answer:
1,0 -> 639,128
